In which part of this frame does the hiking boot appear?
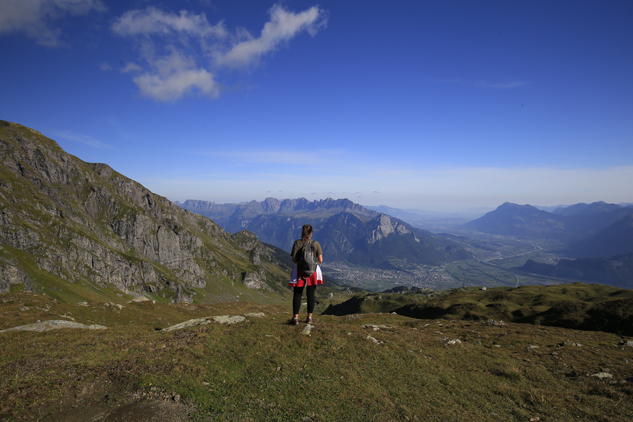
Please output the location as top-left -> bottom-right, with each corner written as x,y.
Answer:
306,316 -> 313,324
290,317 -> 299,325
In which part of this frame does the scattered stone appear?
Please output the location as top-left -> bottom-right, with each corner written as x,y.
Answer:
213,315 -> 246,325
345,314 -> 363,321
483,319 -> 506,327
526,345 -> 539,350
560,341 -> 582,347
0,320 -> 107,333
591,372 -> 613,379
76,302 -> 89,307
363,324 -> 392,331
162,317 -> 211,332
129,296 -> 151,303
481,287 -> 487,291
60,314 -> 75,321
493,344 -> 501,348
366,335 -> 384,345
445,339 -> 462,346
244,312 -> 265,318
19,306 -> 29,311
618,340 -> 633,347
302,325 -> 315,336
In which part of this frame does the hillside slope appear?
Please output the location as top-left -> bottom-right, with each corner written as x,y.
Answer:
0,121 -> 292,304
2,291 -> 632,421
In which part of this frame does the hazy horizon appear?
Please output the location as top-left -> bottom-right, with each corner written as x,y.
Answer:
1,0 -> 632,212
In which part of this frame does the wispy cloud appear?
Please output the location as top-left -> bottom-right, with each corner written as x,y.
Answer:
0,0 -> 105,46
112,4 -> 327,102
215,4 -> 327,68
206,148 -> 346,166
475,80 -> 527,89
53,130 -> 112,149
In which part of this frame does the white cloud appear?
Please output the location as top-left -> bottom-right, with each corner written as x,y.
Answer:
0,0 -> 105,46
112,6 -> 226,38
99,61 -> 111,71
121,62 -> 142,73
133,50 -> 220,101
112,4 -> 327,102
215,4 -> 327,68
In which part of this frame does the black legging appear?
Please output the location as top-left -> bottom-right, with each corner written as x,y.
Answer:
293,285 -> 316,315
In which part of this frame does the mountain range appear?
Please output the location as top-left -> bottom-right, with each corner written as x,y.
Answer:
0,121 -> 292,303
462,201 -> 633,258
178,198 -> 472,269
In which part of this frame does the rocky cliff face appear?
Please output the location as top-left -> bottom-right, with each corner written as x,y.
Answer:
0,121 -> 291,303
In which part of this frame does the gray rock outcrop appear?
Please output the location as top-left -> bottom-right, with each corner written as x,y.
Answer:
0,320 -> 107,333
0,121 -> 291,301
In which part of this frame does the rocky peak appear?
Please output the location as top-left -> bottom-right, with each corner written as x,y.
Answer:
367,214 -> 412,244
0,121 -> 290,302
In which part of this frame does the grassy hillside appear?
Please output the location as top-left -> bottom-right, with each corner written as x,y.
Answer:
2,291 -> 632,421
322,283 -> 633,337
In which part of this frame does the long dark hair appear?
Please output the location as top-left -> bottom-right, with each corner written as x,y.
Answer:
301,224 -> 313,242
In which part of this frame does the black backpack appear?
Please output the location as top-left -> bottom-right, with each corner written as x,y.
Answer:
297,240 -> 318,277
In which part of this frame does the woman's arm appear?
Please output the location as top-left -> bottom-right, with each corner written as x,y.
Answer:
318,255 -> 323,264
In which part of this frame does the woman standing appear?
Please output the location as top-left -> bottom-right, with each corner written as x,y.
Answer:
289,224 -> 323,325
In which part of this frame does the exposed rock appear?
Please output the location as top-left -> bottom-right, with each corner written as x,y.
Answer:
618,340 -> 633,347
242,269 -> 270,290
483,319 -> 506,327
0,120 -> 291,301
527,345 -> 540,350
445,339 -> 462,346
367,214 -> 413,244
560,341 -> 582,347
244,312 -> 266,318
591,372 -> 613,379
162,317 -> 212,332
363,324 -> 392,331
162,315 -> 247,331
302,324 -> 315,336
366,334 -> 384,345
212,315 -> 246,325
0,320 -> 107,333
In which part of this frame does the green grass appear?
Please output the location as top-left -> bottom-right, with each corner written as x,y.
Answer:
1,291 -> 632,421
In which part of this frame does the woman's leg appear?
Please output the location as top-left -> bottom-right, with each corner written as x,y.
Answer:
306,285 -> 317,316
293,285 -> 305,317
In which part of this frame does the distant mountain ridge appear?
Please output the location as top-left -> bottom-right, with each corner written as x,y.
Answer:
552,201 -> 623,216
179,198 -> 471,269
462,201 -> 633,258
0,121 -> 292,303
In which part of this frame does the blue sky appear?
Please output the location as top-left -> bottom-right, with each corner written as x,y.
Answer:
1,0 -> 632,212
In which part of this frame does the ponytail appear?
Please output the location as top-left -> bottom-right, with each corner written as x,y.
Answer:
301,224 -> 313,242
